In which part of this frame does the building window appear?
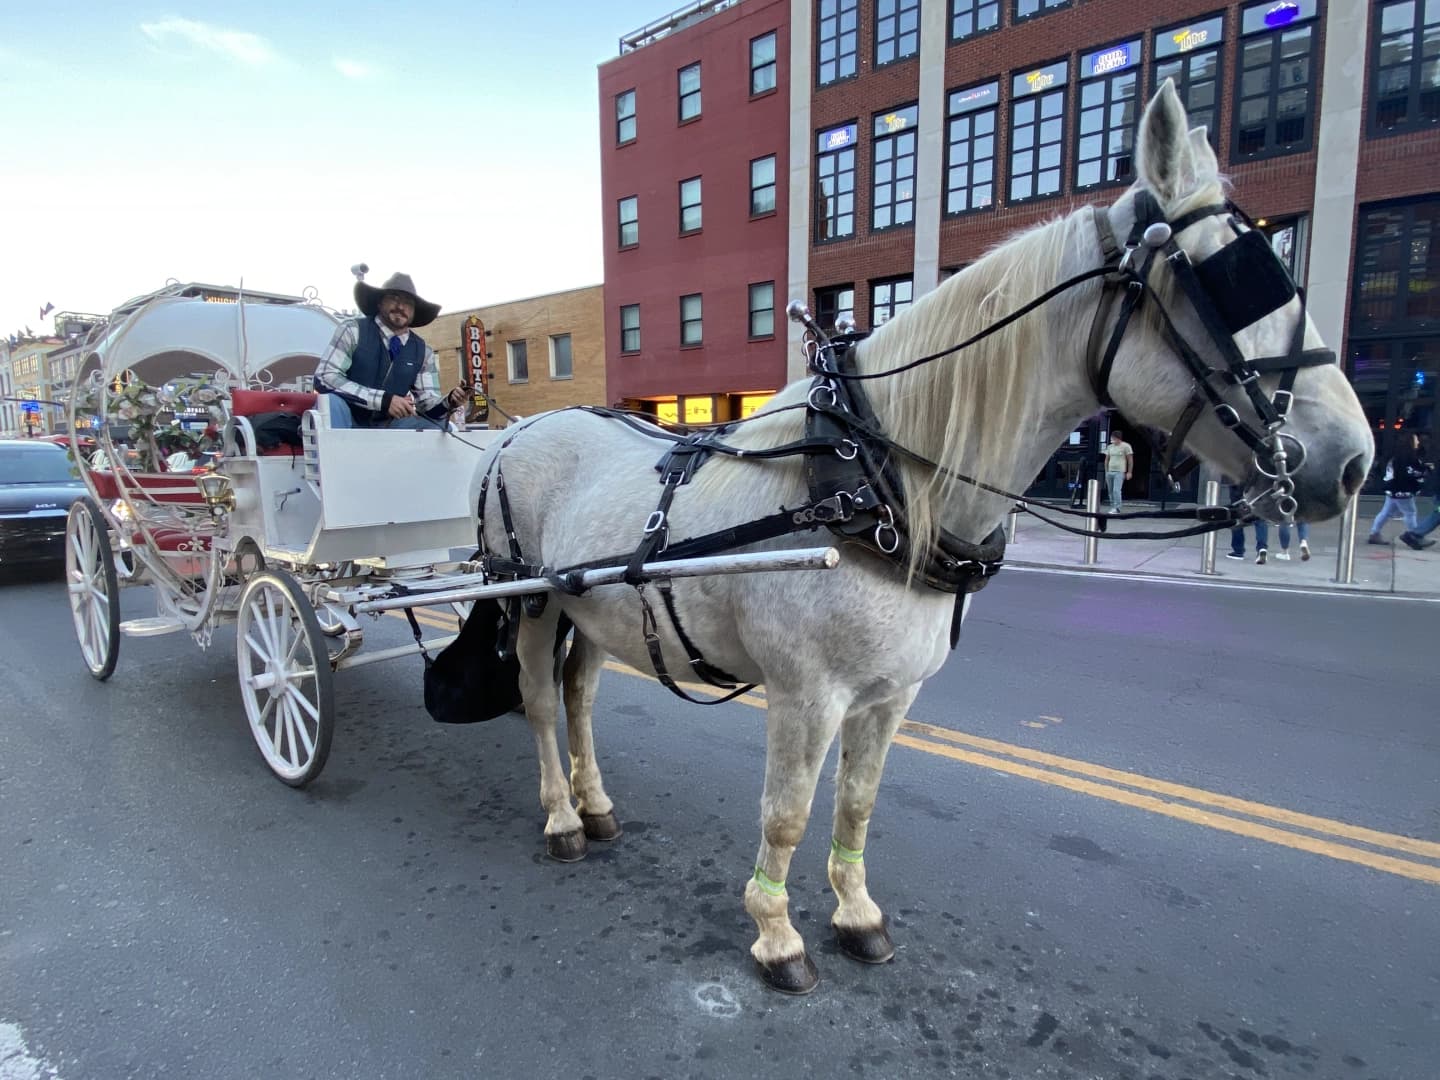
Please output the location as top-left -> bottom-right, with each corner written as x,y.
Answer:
616,89 -> 636,144
871,276 -> 913,326
507,340 -> 528,383
815,123 -> 858,241
618,196 -> 638,247
1014,0 -> 1069,21
815,285 -> 855,331
678,63 -> 702,122
751,155 -> 777,215
873,104 -> 918,230
1351,198 -> 1440,337
1233,0 -> 1318,160
1009,61 -> 1068,203
1259,215 -> 1309,284
748,282 -> 776,338
949,0 -> 999,42
549,334 -> 573,379
945,81 -> 998,215
817,0 -> 859,86
679,176 -> 702,234
1075,40 -> 1141,191
751,31 -> 778,94
620,305 -> 641,353
680,294 -> 703,345
875,0 -> 920,66
1372,0 -> 1440,135
1153,15 -> 1225,147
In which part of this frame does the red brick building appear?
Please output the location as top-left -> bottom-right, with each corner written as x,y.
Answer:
601,0 -> 1438,493
599,0 -> 792,424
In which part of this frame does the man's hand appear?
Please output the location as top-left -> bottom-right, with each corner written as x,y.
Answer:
443,386 -> 469,410
388,393 -> 417,419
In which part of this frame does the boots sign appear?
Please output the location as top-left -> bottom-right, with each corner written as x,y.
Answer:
462,315 -> 490,423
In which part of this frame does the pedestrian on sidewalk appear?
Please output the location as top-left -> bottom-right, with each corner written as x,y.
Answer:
1225,483 -> 1270,564
1368,432 -> 1428,544
1399,460 -> 1439,550
1275,521 -> 1310,561
1102,428 -> 1133,514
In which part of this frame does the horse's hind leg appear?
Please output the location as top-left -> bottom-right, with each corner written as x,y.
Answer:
517,611 -> 587,862
562,630 -> 621,842
743,693 -> 846,995
828,689 -> 918,965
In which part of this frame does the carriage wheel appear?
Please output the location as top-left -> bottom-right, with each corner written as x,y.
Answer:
65,496 -> 120,680
236,570 -> 335,787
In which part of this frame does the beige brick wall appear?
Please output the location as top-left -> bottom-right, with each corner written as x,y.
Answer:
420,284 -> 607,428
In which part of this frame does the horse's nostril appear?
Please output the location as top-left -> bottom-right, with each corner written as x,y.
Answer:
1341,454 -> 1367,496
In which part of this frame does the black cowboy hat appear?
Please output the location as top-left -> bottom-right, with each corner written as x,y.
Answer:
355,272 -> 441,328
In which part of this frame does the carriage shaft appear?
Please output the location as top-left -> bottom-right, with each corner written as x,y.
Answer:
350,546 -> 841,616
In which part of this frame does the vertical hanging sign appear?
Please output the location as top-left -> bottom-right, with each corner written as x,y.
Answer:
462,315 -> 490,422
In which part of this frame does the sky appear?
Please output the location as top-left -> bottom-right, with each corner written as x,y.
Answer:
0,1 -> 668,338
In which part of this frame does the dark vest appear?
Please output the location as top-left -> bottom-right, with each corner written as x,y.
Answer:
344,318 -> 428,424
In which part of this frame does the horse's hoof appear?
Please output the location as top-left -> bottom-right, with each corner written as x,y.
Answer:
757,953 -> 820,995
545,829 -> 588,862
581,811 -> 623,842
835,923 -> 895,964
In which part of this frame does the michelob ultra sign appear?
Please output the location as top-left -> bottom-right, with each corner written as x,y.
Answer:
462,314 -> 490,422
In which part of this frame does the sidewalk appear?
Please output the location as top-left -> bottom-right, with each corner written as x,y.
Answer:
1004,497 -> 1440,597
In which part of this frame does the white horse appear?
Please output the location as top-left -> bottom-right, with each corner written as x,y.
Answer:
467,84 -> 1373,993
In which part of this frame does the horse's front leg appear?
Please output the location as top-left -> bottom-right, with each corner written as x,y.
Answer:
562,630 -> 621,842
828,689 -> 918,965
744,692 -> 846,995
517,613 -> 587,862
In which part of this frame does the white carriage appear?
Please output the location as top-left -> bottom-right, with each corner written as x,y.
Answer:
62,283 -> 836,786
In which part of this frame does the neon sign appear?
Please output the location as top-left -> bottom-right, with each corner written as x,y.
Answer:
1264,2 -> 1299,27
819,123 -> 857,152
1025,70 -> 1055,91
1089,45 -> 1132,76
1173,27 -> 1208,51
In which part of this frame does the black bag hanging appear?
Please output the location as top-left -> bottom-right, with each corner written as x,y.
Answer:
245,411 -> 305,454
420,598 -> 524,724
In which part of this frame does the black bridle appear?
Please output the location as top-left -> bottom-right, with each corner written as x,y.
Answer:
1086,189 -> 1336,522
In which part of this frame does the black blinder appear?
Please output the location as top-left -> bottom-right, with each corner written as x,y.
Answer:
1194,229 -> 1297,334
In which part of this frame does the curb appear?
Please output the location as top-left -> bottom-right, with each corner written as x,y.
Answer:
1000,559 -> 1440,602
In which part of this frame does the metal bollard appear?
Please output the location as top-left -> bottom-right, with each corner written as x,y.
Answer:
1199,480 -> 1220,575
1334,495 -> 1358,584
1005,508 -> 1019,544
1083,479 -> 1100,565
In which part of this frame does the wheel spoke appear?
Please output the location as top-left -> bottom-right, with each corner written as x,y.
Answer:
282,698 -> 302,768
247,598 -> 278,657
286,693 -> 316,757
242,631 -> 270,666
286,684 -> 321,723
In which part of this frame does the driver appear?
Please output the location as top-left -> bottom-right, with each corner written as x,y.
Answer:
315,272 -> 467,429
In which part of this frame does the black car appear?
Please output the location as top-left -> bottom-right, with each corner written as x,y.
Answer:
0,439 -> 87,567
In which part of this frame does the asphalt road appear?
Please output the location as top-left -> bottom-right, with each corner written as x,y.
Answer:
1,565 -> 1436,1080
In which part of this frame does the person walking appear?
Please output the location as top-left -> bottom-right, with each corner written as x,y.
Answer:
1368,432 -> 1428,544
1274,521 -> 1310,561
1225,483 -> 1270,564
1101,428 -> 1133,514
1399,459 -> 1439,550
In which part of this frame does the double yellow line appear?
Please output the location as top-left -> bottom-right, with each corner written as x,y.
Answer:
389,609 -> 1440,885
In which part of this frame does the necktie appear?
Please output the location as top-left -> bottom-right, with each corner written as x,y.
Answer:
388,334 -> 403,361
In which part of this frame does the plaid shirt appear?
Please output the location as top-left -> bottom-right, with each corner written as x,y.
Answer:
315,315 -> 444,415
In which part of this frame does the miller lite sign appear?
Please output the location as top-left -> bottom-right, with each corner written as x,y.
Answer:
462,314 -> 490,423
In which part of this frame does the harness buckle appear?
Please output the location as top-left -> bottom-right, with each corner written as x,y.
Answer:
1214,404 -> 1242,430
836,438 -> 858,461
1272,389 -> 1294,419
643,509 -> 667,535
808,381 -> 839,410
1118,244 -> 1141,273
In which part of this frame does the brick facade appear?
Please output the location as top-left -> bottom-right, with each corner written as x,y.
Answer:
420,285 -> 607,428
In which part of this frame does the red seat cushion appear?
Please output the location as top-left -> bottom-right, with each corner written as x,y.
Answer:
132,529 -> 212,552
231,388 -> 318,418
91,470 -> 209,506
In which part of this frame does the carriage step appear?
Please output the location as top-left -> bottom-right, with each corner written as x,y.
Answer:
120,617 -> 187,637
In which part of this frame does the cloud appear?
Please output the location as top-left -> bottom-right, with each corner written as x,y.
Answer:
139,17 -> 278,66
332,57 -> 379,80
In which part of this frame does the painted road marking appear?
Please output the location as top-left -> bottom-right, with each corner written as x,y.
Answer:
382,611 -> 1439,884
1003,563 -> 1440,603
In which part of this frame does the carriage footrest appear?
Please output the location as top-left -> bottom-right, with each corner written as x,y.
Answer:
120,617 -> 187,637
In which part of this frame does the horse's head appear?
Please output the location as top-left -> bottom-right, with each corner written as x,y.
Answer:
1098,81 -> 1372,522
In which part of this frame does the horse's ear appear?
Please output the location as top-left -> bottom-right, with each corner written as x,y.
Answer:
1187,126 -> 1219,183
1136,79 -> 1197,205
